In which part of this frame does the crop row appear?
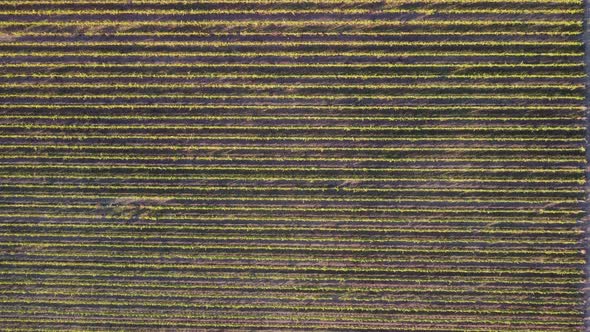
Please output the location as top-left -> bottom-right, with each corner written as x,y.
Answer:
0,26 -> 581,34
2,135 -> 583,145
2,222 -> 584,236
0,52 -> 582,57
3,82 -> 582,89
4,185 -> 573,198
0,214 -> 578,226
0,308 -> 562,329
0,19 -> 580,25
2,230 -> 582,247
4,31 -> 583,37
0,8 -> 582,14
1,237 -> 581,252
0,143 -> 584,149
1,103 -> 580,108
3,67 -> 580,77
0,164 -> 582,174
1,280 -> 580,296
2,0 -> 583,4
0,149 -> 579,162
3,65 -> 580,76
0,126 -> 582,132
0,103 -> 580,110
1,94 -> 582,102
1,307 -> 580,327
0,93 -> 582,100
0,317 -> 576,332
0,251 -> 583,274
2,267 -> 581,285
0,115 -> 583,122
1,224 -> 581,243
5,243 -> 582,259
0,155 -> 583,165
1,193 -> 580,206
0,183 -> 582,195
1,241 -> 580,257
1,73 -> 584,79
0,289 -> 579,307
1,124 -> 585,131
0,104 -> 581,115
1,270 -> 580,291
0,167 -> 582,182
0,230 -> 581,245
2,41 -> 582,46
4,62 -> 581,67
0,146 -> 582,160
0,136 -> 584,145
2,212 -> 578,227
0,261 -> 582,279
0,28 -> 579,35
0,175 -> 583,185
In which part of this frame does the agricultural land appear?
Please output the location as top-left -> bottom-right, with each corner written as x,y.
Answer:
0,0 -> 587,331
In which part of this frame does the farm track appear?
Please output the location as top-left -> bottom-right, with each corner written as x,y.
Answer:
0,0 -> 587,330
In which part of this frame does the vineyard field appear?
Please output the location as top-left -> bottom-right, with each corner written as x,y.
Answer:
0,0 -> 587,331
